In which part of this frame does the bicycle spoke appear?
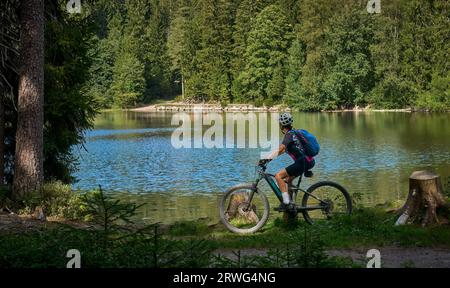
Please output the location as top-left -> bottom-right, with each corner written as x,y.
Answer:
222,188 -> 266,230
302,183 -> 351,223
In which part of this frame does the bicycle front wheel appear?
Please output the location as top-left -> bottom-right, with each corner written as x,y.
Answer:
301,181 -> 352,225
219,184 -> 269,234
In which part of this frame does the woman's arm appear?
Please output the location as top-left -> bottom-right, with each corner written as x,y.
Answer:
264,144 -> 286,160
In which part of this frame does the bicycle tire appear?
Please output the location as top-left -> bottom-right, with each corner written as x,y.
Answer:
301,181 -> 352,225
219,183 -> 270,234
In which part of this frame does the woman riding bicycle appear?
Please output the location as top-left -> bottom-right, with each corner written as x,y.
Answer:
260,112 -> 315,209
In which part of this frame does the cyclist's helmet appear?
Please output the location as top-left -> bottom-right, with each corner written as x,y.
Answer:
279,112 -> 293,127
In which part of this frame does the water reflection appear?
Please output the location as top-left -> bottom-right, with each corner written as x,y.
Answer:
73,111 -> 450,223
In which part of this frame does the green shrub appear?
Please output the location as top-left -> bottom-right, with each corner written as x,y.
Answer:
81,186 -> 143,234
15,181 -> 85,220
40,181 -> 85,220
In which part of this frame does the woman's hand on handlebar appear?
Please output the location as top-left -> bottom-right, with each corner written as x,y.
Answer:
258,159 -> 271,166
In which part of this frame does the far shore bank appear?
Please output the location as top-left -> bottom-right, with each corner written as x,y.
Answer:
127,101 -> 425,113
129,102 -> 291,112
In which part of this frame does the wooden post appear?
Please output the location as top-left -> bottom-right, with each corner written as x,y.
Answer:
181,75 -> 185,100
395,171 -> 449,226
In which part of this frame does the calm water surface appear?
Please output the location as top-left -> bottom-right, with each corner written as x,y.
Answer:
72,111 -> 450,224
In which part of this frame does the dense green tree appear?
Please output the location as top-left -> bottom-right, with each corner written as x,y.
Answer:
79,0 -> 450,111
319,9 -> 376,109
237,5 -> 292,105
369,0 -> 411,108
0,0 -> 19,184
111,50 -> 146,107
178,0 -> 238,102
400,0 -> 449,111
231,0 -> 274,96
84,4 -> 123,108
2,0 -> 449,194
415,72 -> 450,111
167,3 -> 189,97
295,0 -> 337,111
140,0 -> 172,100
285,39 -> 306,108
43,1 -> 98,183
180,3 -> 204,101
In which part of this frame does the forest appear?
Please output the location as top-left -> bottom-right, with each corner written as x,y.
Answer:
0,0 -> 450,270
0,0 -> 448,194
83,0 -> 449,111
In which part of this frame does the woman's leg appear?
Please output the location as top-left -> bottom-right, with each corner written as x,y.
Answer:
275,169 -> 291,204
275,169 -> 289,193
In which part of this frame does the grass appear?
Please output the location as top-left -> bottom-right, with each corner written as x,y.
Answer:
1,181 -> 449,268
164,208 -> 450,249
0,224 -> 359,268
1,207 -> 449,268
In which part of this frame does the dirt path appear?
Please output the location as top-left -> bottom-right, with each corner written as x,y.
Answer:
0,211 -> 93,233
215,247 -> 450,268
2,212 -> 450,268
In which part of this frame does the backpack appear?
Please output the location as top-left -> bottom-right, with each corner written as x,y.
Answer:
291,129 -> 320,157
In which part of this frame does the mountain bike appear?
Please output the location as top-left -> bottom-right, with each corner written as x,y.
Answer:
219,160 -> 352,234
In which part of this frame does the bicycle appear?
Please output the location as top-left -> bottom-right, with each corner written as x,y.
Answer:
219,160 -> 352,234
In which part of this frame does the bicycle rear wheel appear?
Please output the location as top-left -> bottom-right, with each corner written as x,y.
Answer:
219,184 -> 269,234
301,181 -> 352,225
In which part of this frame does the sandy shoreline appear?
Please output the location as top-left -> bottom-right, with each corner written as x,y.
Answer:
130,102 -> 291,112
129,102 -> 419,113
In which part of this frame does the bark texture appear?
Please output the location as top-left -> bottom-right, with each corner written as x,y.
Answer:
395,171 -> 449,226
226,192 -> 259,224
0,100 -> 4,183
12,0 -> 45,200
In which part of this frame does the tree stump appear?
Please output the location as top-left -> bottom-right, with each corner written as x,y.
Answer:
395,171 -> 449,226
226,192 -> 259,224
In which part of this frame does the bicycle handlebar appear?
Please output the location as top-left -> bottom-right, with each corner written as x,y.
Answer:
257,159 -> 271,171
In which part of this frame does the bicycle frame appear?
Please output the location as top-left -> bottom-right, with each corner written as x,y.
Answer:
245,165 -> 327,212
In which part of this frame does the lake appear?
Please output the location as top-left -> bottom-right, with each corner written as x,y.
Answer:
73,111 -> 450,224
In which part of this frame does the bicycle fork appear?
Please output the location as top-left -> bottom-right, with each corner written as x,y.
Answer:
243,184 -> 257,212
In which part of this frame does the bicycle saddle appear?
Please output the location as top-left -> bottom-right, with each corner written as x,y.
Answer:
304,170 -> 313,178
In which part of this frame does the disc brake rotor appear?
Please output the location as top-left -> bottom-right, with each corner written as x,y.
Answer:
322,199 -> 334,216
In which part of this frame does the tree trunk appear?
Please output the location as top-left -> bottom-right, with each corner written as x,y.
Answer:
12,0 -> 45,200
0,100 -> 4,184
395,171 -> 449,226
181,74 -> 185,100
225,192 -> 259,224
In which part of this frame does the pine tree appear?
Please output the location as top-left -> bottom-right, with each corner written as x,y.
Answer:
284,39 -> 306,108
143,0 -> 172,100
112,50 -> 145,107
319,8 -> 376,109
167,2 -> 190,97
85,3 -> 124,108
400,0 -> 449,109
13,0 -> 45,199
369,0 -> 411,108
266,64 -> 285,105
231,0 -> 274,101
238,5 -> 292,105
